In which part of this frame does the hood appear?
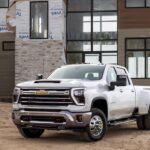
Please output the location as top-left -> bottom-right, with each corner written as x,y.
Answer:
16,79 -> 105,89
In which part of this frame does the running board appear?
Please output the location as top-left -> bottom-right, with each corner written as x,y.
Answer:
108,118 -> 136,126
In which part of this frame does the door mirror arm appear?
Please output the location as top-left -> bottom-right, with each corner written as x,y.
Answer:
109,82 -> 118,91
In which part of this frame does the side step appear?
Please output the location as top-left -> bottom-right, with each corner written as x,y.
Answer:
108,118 -> 137,126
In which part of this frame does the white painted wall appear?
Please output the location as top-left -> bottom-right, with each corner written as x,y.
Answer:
16,1 -> 30,40
0,9 -> 8,32
15,0 -> 66,41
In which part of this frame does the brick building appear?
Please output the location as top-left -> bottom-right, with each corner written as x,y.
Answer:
0,0 -> 150,97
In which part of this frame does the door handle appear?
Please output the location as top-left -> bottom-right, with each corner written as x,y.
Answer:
120,89 -> 123,93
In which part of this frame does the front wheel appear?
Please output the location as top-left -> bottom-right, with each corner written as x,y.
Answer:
18,127 -> 44,138
84,108 -> 107,141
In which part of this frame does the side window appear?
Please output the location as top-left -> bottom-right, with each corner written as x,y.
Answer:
116,68 -> 130,85
107,67 -> 117,84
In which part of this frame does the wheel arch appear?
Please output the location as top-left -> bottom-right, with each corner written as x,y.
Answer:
91,97 -> 108,119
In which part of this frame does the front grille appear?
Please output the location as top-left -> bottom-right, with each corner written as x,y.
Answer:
19,89 -> 74,106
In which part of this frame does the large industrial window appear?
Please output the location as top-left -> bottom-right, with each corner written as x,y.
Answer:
94,0 -> 117,11
67,0 -> 118,64
126,0 -> 150,8
126,38 -> 150,78
30,1 -> 48,39
0,0 -> 9,8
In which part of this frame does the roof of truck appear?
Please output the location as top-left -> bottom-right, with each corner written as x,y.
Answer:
61,63 -> 125,69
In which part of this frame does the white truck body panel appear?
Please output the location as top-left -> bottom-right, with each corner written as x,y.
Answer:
12,64 -> 150,126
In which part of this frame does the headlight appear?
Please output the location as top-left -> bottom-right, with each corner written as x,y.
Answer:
72,88 -> 85,105
13,87 -> 20,103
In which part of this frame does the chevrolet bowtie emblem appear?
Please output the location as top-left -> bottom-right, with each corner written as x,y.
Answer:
36,90 -> 48,95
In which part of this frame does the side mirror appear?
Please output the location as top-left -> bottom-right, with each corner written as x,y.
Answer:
109,75 -> 127,91
109,82 -> 118,91
36,74 -> 43,80
117,75 -> 127,86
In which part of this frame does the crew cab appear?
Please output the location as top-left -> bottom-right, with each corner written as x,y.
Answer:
12,64 -> 150,141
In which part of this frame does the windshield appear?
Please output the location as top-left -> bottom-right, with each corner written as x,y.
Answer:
48,65 -> 105,80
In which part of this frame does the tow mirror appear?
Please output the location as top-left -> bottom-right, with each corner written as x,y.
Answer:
109,75 -> 127,90
36,74 -> 43,80
109,82 -> 118,91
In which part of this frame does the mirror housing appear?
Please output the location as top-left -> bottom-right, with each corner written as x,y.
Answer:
36,74 -> 43,80
109,82 -> 118,91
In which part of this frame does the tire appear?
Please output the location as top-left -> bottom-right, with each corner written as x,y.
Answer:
144,109 -> 150,130
18,127 -> 44,138
83,108 -> 107,142
137,116 -> 145,130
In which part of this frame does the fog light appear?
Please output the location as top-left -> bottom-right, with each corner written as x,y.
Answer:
76,115 -> 83,122
21,116 -> 30,121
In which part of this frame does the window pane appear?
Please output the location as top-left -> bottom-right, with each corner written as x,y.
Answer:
126,39 -> 145,49
146,39 -> 150,49
31,2 -> 48,39
67,13 -> 91,40
0,0 -> 8,7
93,41 -> 117,51
126,0 -> 145,7
94,0 -> 117,11
146,52 -> 150,78
116,68 -> 126,75
102,53 -> 117,64
147,0 -> 150,7
85,54 -> 100,64
102,22 -> 117,32
126,51 -> 145,78
107,67 -> 117,84
93,12 -> 117,40
67,53 -> 82,64
3,42 -> 15,51
68,0 -> 91,11
67,42 -> 91,52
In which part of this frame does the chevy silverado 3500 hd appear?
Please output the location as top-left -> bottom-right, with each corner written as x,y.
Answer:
12,64 -> 150,141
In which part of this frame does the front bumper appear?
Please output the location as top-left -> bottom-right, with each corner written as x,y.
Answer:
12,110 -> 92,129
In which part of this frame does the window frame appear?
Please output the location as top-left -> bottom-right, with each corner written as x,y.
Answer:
125,38 -> 150,79
0,0 -> 9,8
2,41 -> 15,51
30,1 -> 49,39
125,0 -> 150,8
66,0 -> 118,64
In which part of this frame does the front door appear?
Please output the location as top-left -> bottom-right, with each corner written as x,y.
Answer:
107,67 -> 135,120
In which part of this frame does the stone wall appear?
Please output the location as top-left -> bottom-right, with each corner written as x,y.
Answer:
15,40 -> 65,84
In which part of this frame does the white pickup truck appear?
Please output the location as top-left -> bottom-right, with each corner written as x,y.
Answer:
12,64 -> 150,141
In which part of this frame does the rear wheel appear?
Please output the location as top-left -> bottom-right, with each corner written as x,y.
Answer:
137,116 -> 145,130
84,108 -> 107,141
144,109 -> 150,130
18,127 -> 44,138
